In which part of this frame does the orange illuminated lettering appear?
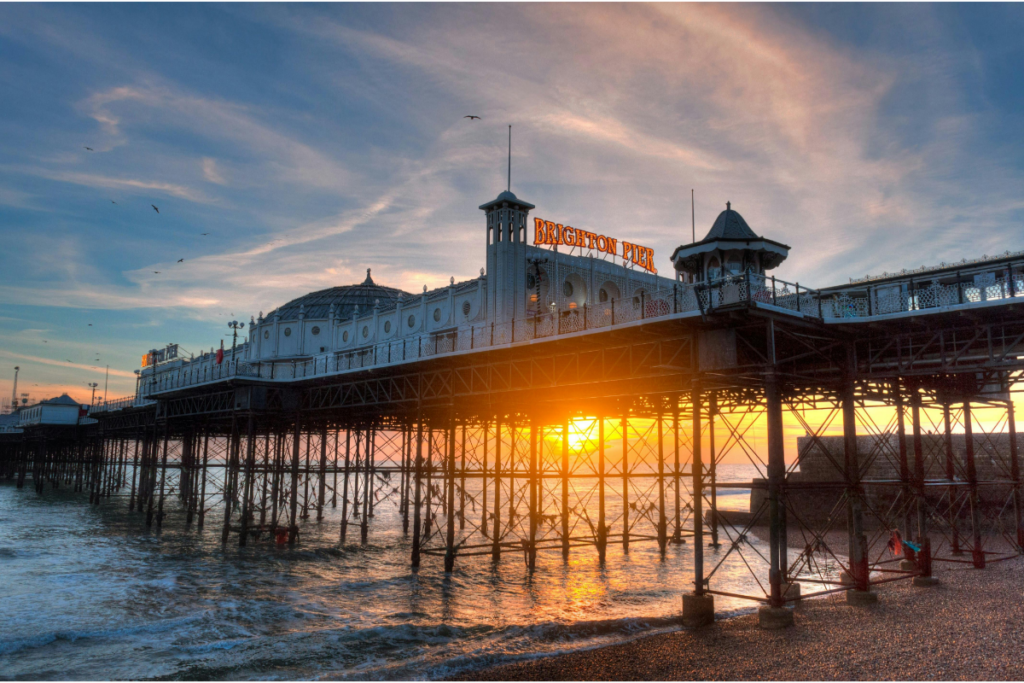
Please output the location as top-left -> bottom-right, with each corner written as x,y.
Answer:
534,217 -> 547,244
531,217 -> 653,268
546,221 -> 559,245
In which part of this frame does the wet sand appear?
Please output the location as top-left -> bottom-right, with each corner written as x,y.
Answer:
458,555 -> 1024,681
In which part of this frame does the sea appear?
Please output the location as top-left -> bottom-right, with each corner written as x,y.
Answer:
0,463 -> 798,680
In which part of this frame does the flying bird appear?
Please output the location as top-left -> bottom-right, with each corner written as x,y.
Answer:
201,233 -> 209,236
151,205 -> 160,213
111,200 -> 117,204
84,147 -> 94,151
88,324 -> 92,326
66,359 -> 72,363
463,115 -> 481,120
154,271 -> 161,274
177,258 -> 184,263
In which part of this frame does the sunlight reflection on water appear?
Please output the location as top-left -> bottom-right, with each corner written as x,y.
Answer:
0,463 -> 803,680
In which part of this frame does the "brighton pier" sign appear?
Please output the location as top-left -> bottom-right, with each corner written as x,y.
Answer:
533,218 -> 657,274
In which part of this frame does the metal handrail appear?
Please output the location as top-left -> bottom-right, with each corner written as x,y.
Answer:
143,268 -> 1024,394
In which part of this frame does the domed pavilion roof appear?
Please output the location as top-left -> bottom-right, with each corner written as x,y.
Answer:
479,189 -> 536,211
265,269 -> 412,321
704,202 -> 758,241
670,201 -> 791,274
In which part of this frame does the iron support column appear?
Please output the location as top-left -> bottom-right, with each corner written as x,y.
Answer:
288,414 -> 301,545
692,384 -> 704,595
766,372 -> 785,608
963,400 -> 985,568
842,370 -> 869,592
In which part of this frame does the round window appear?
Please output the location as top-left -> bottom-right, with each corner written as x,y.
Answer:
283,327 -> 292,337
263,330 -> 269,339
599,288 -> 609,303
433,308 -> 441,322
527,273 -> 537,289
343,330 -> 349,342
384,320 -> 391,333
563,281 -> 574,297
407,314 -> 416,328
462,301 -> 471,316
311,326 -> 320,336
362,326 -> 369,338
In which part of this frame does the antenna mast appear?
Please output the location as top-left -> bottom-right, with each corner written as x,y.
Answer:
691,189 -> 695,243
507,125 -> 512,192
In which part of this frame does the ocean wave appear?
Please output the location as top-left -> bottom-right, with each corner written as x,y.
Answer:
0,612 -> 209,656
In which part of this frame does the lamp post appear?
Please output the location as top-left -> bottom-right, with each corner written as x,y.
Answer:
10,366 -> 18,415
228,320 -> 243,370
87,382 -> 99,406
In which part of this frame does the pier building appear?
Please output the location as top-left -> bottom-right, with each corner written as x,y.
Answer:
3,185 -> 1024,631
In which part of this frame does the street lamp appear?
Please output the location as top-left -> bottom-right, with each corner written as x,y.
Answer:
87,382 -> 99,406
10,366 -> 18,415
227,320 -> 244,367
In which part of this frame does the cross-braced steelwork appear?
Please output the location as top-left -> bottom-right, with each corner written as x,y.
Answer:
4,254 -> 1024,631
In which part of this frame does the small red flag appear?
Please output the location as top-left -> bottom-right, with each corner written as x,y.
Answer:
216,340 -> 224,365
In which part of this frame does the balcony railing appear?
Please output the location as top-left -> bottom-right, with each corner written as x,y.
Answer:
88,395 -> 156,414
142,269 -> 1024,395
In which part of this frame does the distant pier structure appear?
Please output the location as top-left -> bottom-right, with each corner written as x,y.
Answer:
3,189 -> 1024,629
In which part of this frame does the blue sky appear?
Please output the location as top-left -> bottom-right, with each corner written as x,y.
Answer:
2,3 -> 1024,404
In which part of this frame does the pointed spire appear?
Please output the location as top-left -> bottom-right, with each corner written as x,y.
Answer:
726,201 -> 731,211
363,268 -> 374,285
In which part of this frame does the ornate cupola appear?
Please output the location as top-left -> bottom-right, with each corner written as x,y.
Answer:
670,202 -> 790,283
480,190 -> 535,324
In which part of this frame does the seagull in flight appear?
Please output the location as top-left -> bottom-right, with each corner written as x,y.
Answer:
110,200 -> 117,204
84,146 -> 94,151
177,258 -> 184,263
201,233 -> 209,236
154,271 -> 161,274
151,205 -> 160,213
463,115 -> 481,120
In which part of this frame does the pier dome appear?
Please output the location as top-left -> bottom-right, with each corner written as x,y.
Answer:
265,269 -> 412,321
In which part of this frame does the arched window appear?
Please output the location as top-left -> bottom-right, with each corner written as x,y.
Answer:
707,256 -> 722,281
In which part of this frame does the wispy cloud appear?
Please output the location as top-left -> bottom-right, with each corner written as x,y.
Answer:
12,167 -> 215,203
0,348 -> 137,378
201,157 -> 226,185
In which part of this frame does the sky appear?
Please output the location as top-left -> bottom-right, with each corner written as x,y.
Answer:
2,3 -> 1024,405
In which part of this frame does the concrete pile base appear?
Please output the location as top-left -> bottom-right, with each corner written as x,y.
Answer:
681,593 -> 715,628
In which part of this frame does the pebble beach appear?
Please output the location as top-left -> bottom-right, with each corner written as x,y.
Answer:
460,555 -> 1024,681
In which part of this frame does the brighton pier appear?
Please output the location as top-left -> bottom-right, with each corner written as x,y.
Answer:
2,189 -> 1023,628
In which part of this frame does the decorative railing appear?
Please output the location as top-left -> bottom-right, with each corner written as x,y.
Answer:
821,273 -> 1024,320
88,395 -> 156,414
142,267 -> 1024,395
